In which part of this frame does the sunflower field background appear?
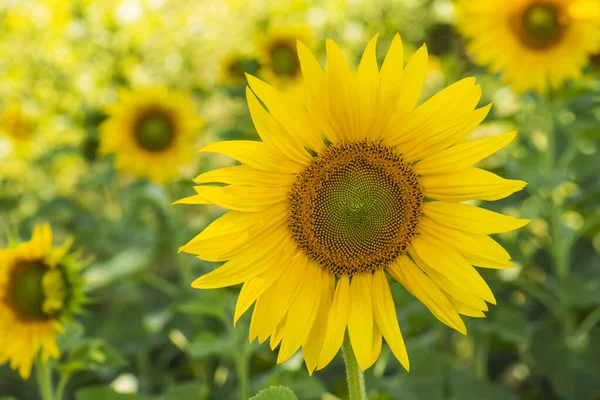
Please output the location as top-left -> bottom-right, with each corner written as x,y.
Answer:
1,0 -> 600,399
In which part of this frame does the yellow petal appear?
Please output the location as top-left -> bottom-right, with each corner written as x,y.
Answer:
250,251 -> 308,343
365,321 -> 383,370
371,270 -> 410,370
191,230 -> 286,289
297,41 -> 337,143
246,87 -> 313,165
450,298 -> 487,318
419,216 -> 513,269
191,185 -> 287,212
415,131 -> 517,175
422,167 -> 527,202
378,33 -> 404,121
409,251 -> 488,313
326,39 -> 358,141
303,271 -> 335,374
246,74 -> 325,152
270,317 -> 286,350
386,77 -> 479,148
317,275 -> 350,369
402,102 -> 491,162
278,264 -> 324,364
355,34 -> 380,140
234,248 -> 291,324
394,45 -> 428,114
422,201 -> 530,234
200,140 -> 304,173
348,273 -> 374,370
194,165 -> 295,187
389,256 -> 466,334
410,235 -> 496,304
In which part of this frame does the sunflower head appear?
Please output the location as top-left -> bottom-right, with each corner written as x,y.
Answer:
178,34 -> 529,374
0,105 -> 34,143
0,224 -> 86,379
256,25 -> 314,88
219,53 -> 257,87
456,0 -> 600,92
100,87 -> 204,184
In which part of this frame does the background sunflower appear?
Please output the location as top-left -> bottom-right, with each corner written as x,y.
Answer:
99,87 -> 204,184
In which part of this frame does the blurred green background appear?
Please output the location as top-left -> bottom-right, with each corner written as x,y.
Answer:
1,0 -> 599,399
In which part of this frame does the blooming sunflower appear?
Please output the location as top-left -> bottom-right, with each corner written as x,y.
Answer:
100,87 -> 204,184
256,25 -> 314,89
0,224 -> 86,379
178,34 -> 529,373
456,0 -> 600,93
0,105 -> 34,143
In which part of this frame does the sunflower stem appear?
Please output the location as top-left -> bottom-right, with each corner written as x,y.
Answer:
342,335 -> 367,400
35,360 -> 54,400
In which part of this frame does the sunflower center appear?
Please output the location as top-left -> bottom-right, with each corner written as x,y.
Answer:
10,261 -> 47,319
516,3 -> 563,49
289,141 -> 423,276
135,113 -> 174,152
8,260 -> 69,320
270,42 -> 299,77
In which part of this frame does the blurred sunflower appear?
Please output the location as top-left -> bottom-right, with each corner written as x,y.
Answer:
100,88 -> 203,184
256,25 -> 313,90
0,224 -> 86,379
219,52 -> 253,87
456,0 -> 600,93
178,34 -> 529,373
0,105 -> 34,143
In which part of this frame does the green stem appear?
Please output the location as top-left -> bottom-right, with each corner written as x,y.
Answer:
35,360 -> 54,400
54,373 -> 70,400
475,334 -> 489,379
573,306 -> 600,340
342,335 -> 367,400
235,351 -> 249,400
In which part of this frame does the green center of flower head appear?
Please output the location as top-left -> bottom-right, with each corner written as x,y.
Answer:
9,260 -> 68,320
520,3 -> 562,48
135,113 -> 174,152
270,42 -> 299,77
289,142 -> 423,276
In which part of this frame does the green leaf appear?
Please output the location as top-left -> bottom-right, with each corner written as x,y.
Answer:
83,250 -> 152,291
449,366 -> 517,400
188,332 -> 232,359
558,275 -> 600,307
75,386 -> 149,400
161,382 -> 209,400
249,386 -> 298,400
57,321 -> 85,352
529,320 -> 600,400
57,339 -> 127,374
0,397 -> 18,400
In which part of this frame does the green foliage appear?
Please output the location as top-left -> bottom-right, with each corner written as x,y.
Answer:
249,386 -> 298,400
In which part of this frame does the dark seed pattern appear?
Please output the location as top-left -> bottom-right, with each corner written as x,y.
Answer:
288,141 -> 423,276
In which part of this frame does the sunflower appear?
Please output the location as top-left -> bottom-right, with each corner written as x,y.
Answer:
0,224 -> 86,379
178,34 -> 529,373
100,87 -> 203,184
255,25 -> 314,89
456,0 -> 600,93
0,105 -> 34,143
219,52 -> 254,87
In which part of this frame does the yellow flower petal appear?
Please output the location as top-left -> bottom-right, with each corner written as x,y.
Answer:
317,275 -> 350,369
415,131 -> 518,175
389,256 -> 466,334
348,273 -> 374,370
423,201 -> 530,234
422,167 -> 527,202
372,269 -> 410,370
